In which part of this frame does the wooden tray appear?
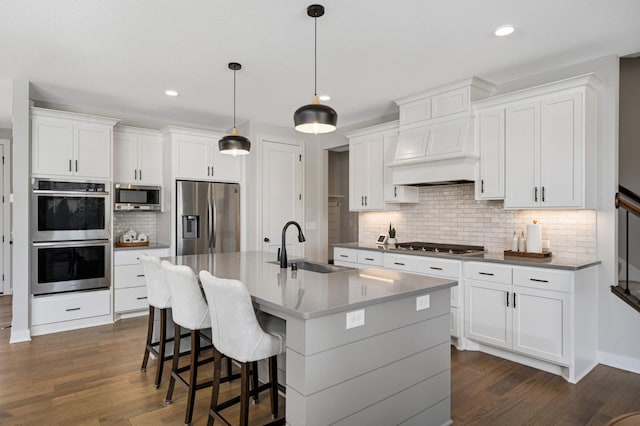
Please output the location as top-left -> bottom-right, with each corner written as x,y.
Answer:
116,241 -> 149,247
504,250 -> 552,258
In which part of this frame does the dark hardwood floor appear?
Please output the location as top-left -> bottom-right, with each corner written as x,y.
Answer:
1,294 -> 639,425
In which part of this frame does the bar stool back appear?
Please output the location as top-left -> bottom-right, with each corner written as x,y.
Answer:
162,261 -> 214,426
139,255 -> 172,388
200,271 -> 285,426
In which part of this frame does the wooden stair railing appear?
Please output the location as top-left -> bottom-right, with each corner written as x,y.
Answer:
612,185 -> 640,313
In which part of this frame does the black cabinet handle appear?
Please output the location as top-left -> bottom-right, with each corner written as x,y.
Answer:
542,186 -> 545,202
530,278 -> 549,283
364,195 -> 368,206
429,266 -> 443,271
513,293 -> 517,308
264,237 -> 270,242
65,307 -> 80,312
534,186 -> 538,202
340,254 -> 348,258
75,160 -> 78,172
136,274 -> 145,277
394,262 -> 405,266
135,169 -> 137,180
481,179 -> 485,193
69,159 -> 72,172
364,257 -> 374,261
394,186 -> 397,197
361,196 -> 364,206
479,272 -> 494,276
506,291 -> 509,307
136,296 -> 148,300
139,170 -> 142,180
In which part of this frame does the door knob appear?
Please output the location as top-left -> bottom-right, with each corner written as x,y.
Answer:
264,237 -> 270,242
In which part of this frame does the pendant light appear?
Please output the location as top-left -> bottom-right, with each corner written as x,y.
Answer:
219,62 -> 251,155
293,4 -> 337,134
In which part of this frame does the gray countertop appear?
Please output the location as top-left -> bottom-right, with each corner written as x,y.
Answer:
333,242 -> 600,271
114,243 -> 171,251
161,251 -> 457,320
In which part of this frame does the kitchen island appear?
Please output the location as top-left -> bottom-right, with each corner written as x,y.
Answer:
163,251 -> 457,426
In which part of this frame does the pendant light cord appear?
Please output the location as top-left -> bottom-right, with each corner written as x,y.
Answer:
314,15 -> 317,96
233,67 -> 237,128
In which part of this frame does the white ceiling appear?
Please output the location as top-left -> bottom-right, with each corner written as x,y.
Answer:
1,0 -> 639,131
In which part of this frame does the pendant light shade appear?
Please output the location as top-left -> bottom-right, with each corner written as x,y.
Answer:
293,4 -> 337,134
219,62 -> 251,155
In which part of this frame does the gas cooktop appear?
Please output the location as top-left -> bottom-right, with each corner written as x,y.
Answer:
392,241 -> 485,256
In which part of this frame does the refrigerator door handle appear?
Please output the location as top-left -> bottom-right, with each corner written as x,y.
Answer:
209,184 -> 216,251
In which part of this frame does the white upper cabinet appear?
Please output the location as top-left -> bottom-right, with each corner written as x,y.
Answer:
31,107 -> 118,179
347,121 -> 417,211
114,126 -> 163,185
473,73 -> 602,209
475,108 -> 505,200
167,126 -> 242,182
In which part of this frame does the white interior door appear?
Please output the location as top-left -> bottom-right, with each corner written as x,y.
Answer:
262,140 -> 303,258
0,140 -> 9,294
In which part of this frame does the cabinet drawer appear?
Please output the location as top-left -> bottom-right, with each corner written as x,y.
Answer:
32,290 -> 111,325
115,287 -> 149,313
384,253 -> 460,279
114,264 -> 146,289
334,248 -> 357,264
357,250 -> 383,266
513,267 -> 573,293
465,262 -> 512,284
114,247 -> 170,265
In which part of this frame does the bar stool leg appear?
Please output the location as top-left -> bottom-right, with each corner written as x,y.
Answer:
140,305 -> 155,372
226,357 -> 232,377
269,355 -> 279,418
165,323 -> 181,404
252,361 -> 259,403
184,329 -> 200,426
207,348 -> 222,426
153,308 -> 167,388
240,362 -> 251,426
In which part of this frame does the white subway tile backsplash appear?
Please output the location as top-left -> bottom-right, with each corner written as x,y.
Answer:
114,212 -> 158,243
359,183 -> 596,261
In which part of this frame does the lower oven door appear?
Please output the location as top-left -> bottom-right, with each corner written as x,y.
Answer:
31,240 -> 111,295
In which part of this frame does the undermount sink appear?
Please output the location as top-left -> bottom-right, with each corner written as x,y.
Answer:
268,260 -> 351,274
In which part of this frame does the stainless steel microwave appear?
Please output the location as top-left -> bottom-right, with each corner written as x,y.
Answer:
114,183 -> 161,212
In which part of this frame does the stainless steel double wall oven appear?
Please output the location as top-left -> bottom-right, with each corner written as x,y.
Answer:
31,178 -> 111,295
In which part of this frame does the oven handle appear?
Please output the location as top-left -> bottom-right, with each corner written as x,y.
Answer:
33,190 -> 110,196
32,240 -> 110,247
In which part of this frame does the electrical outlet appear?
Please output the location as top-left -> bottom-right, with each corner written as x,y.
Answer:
416,294 -> 430,311
346,309 -> 365,329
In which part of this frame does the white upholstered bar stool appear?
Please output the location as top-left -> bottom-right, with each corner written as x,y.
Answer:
139,255 -> 173,388
162,261 -> 217,426
199,271 -> 286,426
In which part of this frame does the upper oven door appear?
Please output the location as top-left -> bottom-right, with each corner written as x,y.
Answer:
32,188 -> 111,241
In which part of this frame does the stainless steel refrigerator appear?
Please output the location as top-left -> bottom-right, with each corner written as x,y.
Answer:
176,180 -> 240,256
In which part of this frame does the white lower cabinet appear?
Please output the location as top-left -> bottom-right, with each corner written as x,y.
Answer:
31,289 -> 112,336
464,261 -> 596,382
114,247 -> 170,314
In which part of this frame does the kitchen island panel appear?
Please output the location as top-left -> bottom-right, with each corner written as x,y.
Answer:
286,287 -> 450,355
287,313 -> 449,395
287,342 -> 450,426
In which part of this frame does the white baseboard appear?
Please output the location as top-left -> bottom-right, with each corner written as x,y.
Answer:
9,328 -> 31,343
598,351 -> 640,375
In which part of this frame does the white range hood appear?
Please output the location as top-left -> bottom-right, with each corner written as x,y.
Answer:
389,77 -> 494,185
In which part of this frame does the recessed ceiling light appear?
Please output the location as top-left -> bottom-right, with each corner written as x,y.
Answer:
165,89 -> 179,97
318,94 -> 331,101
494,25 -> 515,37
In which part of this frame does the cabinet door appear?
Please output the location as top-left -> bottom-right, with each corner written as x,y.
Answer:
540,92 -> 583,208
74,122 -> 112,179
113,132 -> 139,183
512,285 -> 570,364
477,108 -> 505,200
210,141 -> 242,182
505,101 -> 540,208
138,135 -> 163,185
175,135 -> 210,180
365,136 -> 385,210
465,279 -> 512,350
32,116 -> 74,176
394,126 -> 429,161
349,138 -> 369,211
